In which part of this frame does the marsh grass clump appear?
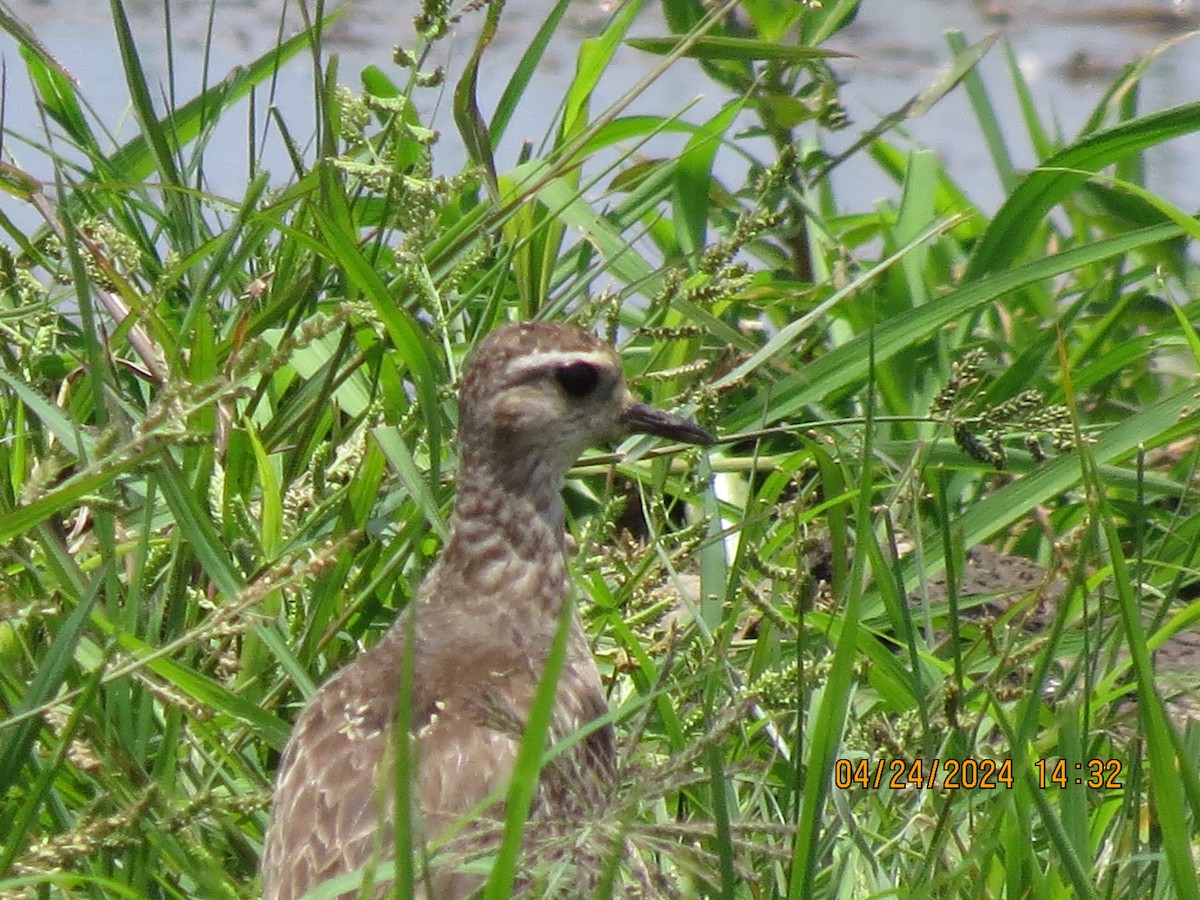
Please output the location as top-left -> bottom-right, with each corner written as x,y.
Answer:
1,0 -> 1199,897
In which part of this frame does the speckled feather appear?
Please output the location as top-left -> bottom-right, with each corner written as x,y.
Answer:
261,323 -> 713,899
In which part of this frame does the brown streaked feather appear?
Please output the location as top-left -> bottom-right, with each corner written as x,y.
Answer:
261,656 -> 400,900
262,611 -> 616,899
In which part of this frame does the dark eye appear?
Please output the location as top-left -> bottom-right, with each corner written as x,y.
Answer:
555,361 -> 601,398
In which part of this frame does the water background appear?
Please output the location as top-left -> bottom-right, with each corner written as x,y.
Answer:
1,0 -> 1197,223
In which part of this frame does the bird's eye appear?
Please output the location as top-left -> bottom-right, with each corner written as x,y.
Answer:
555,361 -> 601,399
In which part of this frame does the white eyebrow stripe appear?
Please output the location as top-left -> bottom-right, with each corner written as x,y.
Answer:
507,350 -> 614,376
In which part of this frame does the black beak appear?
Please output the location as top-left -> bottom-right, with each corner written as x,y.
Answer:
622,402 -> 716,446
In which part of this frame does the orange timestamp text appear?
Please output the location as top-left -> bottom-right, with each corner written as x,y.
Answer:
1033,758 -> 1123,789
834,757 -> 1014,790
833,757 -> 1124,791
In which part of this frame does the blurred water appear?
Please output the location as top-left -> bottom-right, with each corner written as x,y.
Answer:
837,0 -> 1200,212
0,0 -> 1196,228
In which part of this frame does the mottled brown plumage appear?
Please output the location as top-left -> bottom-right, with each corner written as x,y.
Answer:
262,322 -> 714,899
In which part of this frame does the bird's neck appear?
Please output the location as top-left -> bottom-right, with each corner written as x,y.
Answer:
423,456 -> 571,619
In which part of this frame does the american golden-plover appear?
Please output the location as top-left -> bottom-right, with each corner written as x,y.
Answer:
262,322 -> 714,899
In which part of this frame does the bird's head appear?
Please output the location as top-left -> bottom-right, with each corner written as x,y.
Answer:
458,322 -> 714,477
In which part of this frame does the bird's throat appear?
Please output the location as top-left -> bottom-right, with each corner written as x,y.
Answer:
429,459 -> 572,621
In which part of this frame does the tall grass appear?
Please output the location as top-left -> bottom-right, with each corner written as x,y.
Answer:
1,0 -> 1199,896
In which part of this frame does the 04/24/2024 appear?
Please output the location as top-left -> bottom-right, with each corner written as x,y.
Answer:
833,757 -> 1124,791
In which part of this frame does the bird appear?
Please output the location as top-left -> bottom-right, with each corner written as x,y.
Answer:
261,321 -> 715,899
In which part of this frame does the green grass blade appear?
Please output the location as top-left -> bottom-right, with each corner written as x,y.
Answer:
945,30 -> 1017,191
0,578 -> 101,816
482,600 -> 574,899
626,35 -> 848,62
727,222 -> 1183,429
488,0 -> 573,147
966,102 -> 1200,278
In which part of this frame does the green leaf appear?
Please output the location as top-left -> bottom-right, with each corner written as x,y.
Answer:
562,0 -> 645,141
967,102 -> 1200,279
19,45 -> 96,152
627,34 -> 849,62
674,100 -> 742,257
724,222 -> 1184,429
489,0 -> 574,147
453,0 -> 504,195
